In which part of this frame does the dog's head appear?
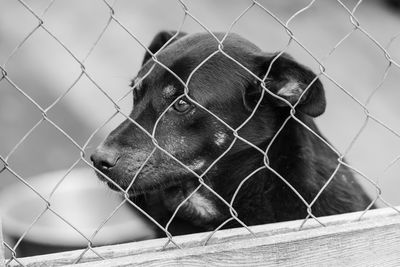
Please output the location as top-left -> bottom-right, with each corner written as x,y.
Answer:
91,31 -> 325,226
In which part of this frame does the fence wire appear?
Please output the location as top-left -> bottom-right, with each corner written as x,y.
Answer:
1,0 -> 400,266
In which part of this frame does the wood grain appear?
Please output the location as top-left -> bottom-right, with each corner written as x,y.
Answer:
70,209 -> 400,267
11,206 -> 400,267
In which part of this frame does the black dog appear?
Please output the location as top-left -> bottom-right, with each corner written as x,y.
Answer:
91,31 -> 373,236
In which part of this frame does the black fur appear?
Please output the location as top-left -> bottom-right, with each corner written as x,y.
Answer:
91,31 -> 373,236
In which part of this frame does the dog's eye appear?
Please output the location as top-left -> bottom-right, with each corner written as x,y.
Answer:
173,99 -> 192,113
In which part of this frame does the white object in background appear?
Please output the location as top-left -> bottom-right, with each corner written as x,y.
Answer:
0,168 -> 155,249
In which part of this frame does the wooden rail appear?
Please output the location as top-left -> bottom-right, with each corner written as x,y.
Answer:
2,206 -> 400,267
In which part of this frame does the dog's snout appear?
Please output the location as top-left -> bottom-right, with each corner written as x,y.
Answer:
90,146 -> 120,172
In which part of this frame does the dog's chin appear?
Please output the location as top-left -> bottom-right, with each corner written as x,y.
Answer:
106,181 -> 124,192
103,177 -> 188,198
131,181 -> 185,197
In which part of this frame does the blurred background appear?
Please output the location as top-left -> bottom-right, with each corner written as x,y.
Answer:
0,0 -> 399,258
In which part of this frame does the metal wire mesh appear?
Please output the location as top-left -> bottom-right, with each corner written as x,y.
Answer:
1,0 -> 400,265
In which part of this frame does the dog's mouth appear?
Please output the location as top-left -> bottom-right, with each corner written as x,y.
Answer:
94,165 -> 201,198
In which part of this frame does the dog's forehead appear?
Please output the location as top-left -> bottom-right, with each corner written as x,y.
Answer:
138,33 -> 260,75
136,60 -> 248,108
163,33 -> 260,65
135,33 -> 262,106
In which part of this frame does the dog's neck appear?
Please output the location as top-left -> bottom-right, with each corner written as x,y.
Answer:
213,114 -> 327,225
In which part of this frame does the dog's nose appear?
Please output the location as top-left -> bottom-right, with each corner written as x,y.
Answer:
90,146 -> 120,172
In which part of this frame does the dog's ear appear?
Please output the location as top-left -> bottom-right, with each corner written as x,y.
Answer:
142,31 -> 187,65
248,53 -> 326,117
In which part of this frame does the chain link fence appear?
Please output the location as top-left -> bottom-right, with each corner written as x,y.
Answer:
1,0 -> 400,266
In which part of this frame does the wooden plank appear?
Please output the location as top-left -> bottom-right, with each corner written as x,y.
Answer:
1,218 -> 5,267
12,206 -> 400,267
70,209 -> 400,267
